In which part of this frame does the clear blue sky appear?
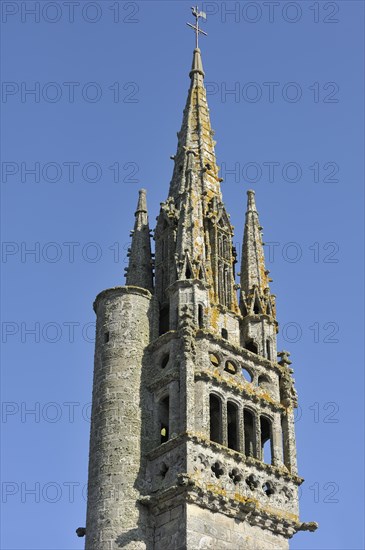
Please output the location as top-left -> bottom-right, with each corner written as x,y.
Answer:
1,1 -> 364,549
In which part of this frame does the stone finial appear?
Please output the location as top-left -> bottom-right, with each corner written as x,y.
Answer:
136,188 -> 147,214
278,350 -> 292,366
189,48 -> 205,78
247,189 -> 258,212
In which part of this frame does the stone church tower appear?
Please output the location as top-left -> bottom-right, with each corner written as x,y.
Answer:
83,22 -> 317,550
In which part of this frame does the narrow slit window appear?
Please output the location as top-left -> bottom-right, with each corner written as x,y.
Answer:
159,396 -> 170,444
198,304 -> 204,329
185,265 -> 192,279
209,394 -> 222,444
281,415 -> 290,470
266,339 -> 271,360
227,401 -> 239,451
260,416 -> 273,464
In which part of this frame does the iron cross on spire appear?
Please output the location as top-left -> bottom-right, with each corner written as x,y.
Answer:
186,6 -> 207,49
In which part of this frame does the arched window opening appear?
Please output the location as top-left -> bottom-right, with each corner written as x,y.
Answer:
227,401 -> 239,451
224,360 -> 237,374
263,481 -> 275,497
159,396 -> 170,444
161,354 -> 169,369
185,265 -> 192,279
221,328 -> 228,340
104,332 -> 110,343
209,394 -> 222,444
245,340 -> 258,354
260,416 -> 273,464
209,353 -> 220,367
159,305 -> 169,336
198,304 -> 204,329
253,298 -> 261,314
244,409 -> 255,458
266,339 -> 271,359
242,368 -> 253,382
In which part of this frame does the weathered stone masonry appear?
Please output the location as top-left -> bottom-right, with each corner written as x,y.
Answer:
83,43 -> 317,550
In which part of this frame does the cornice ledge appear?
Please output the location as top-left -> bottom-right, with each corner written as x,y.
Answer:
93,285 -> 152,312
140,475 -> 306,538
213,303 -> 243,321
145,330 -> 178,352
195,369 -> 285,412
241,313 -> 277,325
145,371 -> 181,392
166,279 -> 211,293
145,433 -> 187,461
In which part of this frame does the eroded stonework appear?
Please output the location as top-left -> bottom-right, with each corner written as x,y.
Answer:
84,46 -> 317,550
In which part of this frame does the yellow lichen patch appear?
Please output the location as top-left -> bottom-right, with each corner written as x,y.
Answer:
260,504 -> 299,523
210,306 -> 220,330
206,483 -> 227,497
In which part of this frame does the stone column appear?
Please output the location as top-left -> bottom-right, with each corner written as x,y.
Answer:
237,403 -> 244,453
169,380 -> 180,438
282,408 -> 298,475
85,287 -> 151,550
221,397 -> 228,447
272,413 -> 284,466
255,412 -> 261,460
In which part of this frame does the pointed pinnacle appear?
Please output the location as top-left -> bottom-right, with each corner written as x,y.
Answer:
136,188 -> 147,214
247,190 -> 257,212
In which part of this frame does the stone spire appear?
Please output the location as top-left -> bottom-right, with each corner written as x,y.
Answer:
239,190 -> 277,357
167,47 -> 221,200
126,188 -> 153,292
154,47 -> 239,318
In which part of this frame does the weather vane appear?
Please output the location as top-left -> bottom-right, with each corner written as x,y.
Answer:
186,6 -> 207,49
